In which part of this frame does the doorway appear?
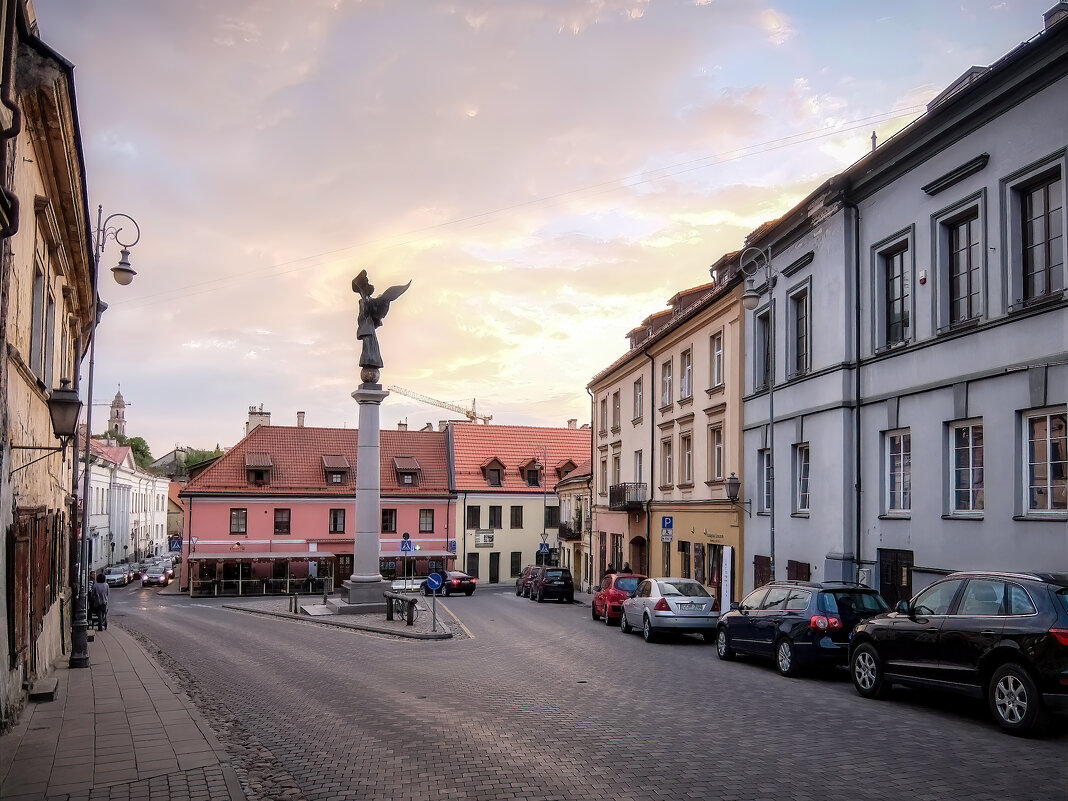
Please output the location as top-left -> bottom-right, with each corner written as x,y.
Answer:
628,536 -> 648,576
489,552 -> 500,584
878,548 -> 914,608
466,552 -> 479,578
336,554 -> 353,583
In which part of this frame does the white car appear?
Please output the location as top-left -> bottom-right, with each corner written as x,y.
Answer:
620,577 -> 719,643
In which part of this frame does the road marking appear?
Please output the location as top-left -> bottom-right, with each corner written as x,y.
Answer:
438,601 -> 474,639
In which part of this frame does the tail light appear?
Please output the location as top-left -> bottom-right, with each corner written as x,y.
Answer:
451,579 -> 460,586
654,598 -> 670,612
1049,628 -> 1068,647
810,615 -> 843,631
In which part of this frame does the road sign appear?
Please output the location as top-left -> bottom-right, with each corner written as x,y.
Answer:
426,572 -> 443,591
538,542 -> 550,555
448,541 -> 456,552
661,529 -> 673,543
168,536 -> 181,553
400,539 -> 414,553
661,515 -> 673,529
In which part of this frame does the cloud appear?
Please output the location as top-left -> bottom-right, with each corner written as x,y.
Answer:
760,8 -> 795,45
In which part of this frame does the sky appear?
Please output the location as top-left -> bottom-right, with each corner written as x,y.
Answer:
34,0 -> 1055,458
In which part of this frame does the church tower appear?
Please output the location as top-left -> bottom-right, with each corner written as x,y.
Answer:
108,388 -> 127,437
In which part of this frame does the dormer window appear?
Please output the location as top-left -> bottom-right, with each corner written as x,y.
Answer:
519,457 -> 542,487
245,452 -> 273,485
322,454 -> 350,485
481,458 -> 505,487
393,456 -> 421,486
555,459 -> 577,479
488,468 -> 501,486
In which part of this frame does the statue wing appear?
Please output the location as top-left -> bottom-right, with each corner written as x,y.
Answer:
377,280 -> 412,304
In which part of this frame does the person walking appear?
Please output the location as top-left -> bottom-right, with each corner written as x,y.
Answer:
89,572 -> 109,631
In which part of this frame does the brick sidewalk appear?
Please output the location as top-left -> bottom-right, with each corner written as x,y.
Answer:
0,627 -> 244,801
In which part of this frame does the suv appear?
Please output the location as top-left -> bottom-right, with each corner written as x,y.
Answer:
528,566 -> 574,603
850,571 -> 1068,734
515,565 -> 539,598
716,581 -> 890,677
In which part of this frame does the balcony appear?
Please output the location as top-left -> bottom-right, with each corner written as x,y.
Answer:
609,482 -> 647,511
558,522 -> 583,542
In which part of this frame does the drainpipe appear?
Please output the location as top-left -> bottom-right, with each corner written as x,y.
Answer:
843,194 -> 863,580
0,4 -> 21,238
585,386 -> 595,592
461,491 -> 467,571
643,346 -> 655,577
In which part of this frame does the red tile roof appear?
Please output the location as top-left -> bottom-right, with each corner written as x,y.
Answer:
450,423 -> 591,493
88,438 -> 132,467
168,481 -> 186,511
181,426 -> 450,498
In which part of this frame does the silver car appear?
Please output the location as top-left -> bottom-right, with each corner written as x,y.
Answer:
620,577 -> 719,643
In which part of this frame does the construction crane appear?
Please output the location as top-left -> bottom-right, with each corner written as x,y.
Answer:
387,386 -> 493,424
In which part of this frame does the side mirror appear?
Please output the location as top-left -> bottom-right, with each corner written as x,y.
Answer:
895,600 -> 910,614
628,590 -> 637,599
729,602 -> 740,611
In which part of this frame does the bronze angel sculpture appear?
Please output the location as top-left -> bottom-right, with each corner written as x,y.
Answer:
352,270 -> 411,375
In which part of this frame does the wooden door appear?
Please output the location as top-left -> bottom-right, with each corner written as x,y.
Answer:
878,548 -> 914,608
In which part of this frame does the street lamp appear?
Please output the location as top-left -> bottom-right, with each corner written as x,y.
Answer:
724,472 -> 752,517
8,381 -> 82,473
70,207 -> 140,669
739,245 -> 776,583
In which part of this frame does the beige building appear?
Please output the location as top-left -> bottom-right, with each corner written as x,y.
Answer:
554,459 -> 592,590
588,253 -> 746,608
0,3 -> 94,727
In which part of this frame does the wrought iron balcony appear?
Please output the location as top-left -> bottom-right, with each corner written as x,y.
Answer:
609,482 -> 647,511
558,522 -> 583,541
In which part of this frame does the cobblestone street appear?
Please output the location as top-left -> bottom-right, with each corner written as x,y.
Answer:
103,583 -> 1068,801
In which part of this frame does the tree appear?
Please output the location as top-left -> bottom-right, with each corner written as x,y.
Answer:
181,445 -> 223,473
100,431 -> 155,470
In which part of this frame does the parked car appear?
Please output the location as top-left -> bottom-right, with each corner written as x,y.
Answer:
528,566 -> 574,603
142,566 -> 170,587
420,571 -> 476,597
849,571 -> 1068,735
620,578 -> 718,642
592,573 -> 646,625
104,566 -> 129,587
716,581 -> 890,676
515,565 -> 539,598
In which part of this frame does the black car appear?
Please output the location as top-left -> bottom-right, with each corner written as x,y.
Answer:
528,566 -> 574,603
716,581 -> 890,676
849,571 -> 1068,734
420,570 -> 476,597
514,564 -> 539,598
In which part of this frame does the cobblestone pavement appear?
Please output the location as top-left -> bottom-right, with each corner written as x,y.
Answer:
112,583 -> 1067,801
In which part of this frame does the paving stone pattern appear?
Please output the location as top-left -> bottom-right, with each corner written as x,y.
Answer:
118,589 -> 1067,801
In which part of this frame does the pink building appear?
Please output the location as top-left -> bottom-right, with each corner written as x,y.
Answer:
178,424 -> 454,596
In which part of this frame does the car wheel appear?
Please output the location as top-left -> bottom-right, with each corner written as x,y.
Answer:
851,643 -> 890,699
537,589 -> 544,603
465,590 -> 473,596
443,587 -> 451,597
423,587 -> 430,596
620,608 -> 632,634
775,638 -> 798,677
716,628 -> 735,660
591,602 -> 599,620
515,583 -> 522,596
989,662 -> 1045,734
604,608 -> 614,626
642,615 -> 656,643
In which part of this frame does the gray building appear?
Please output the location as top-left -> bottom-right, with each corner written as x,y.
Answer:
739,5 -> 1067,601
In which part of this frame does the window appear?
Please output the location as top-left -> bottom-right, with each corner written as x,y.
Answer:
680,349 -> 692,399
950,421 -> 984,514
526,467 -> 541,487
599,397 -> 608,433
419,509 -> 434,533
886,429 -> 911,513
510,505 -> 523,528
399,473 -> 413,485
382,508 -> 397,533
786,560 -> 811,582
634,450 -> 643,484
761,587 -> 791,610
488,468 -> 502,487
329,508 -> 345,533
709,426 -> 724,481
611,391 -> 620,429
789,288 -> 809,377
273,508 -> 291,535
633,378 -> 643,419
510,552 -> 522,577
1024,408 -> 1066,513
785,590 -> 812,611
660,438 -> 673,487
755,308 -> 771,390
30,266 -> 45,378
948,211 -> 981,324
884,245 -> 910,346
544,506 -> 560,528
759,449 -> 772,513
330,472 -> 345,484
678,541 -> 691,579
467,506 -> 481,529
795,444 -> 810,512
957,579 -> 1007,616
710,333 -> 723,388
1008,583 -> 1037,616
229,508 -> 247,535
660,360 -> 672,407
1021,172 -> 1064,301
611,452 -> 621,485
912,579 -> 964,616
679,432 -> 693,485
489,505 -> 502,529
599,458 -> 607,494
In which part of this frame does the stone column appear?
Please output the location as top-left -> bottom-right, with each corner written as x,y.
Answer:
344,383 -> 390,605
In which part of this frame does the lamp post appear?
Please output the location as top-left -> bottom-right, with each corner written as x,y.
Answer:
739,245 -> 776,584
70,207 -> 140,669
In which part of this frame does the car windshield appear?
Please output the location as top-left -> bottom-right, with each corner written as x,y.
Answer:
615,577 -> 641,593
819,590 -> 890,614
658,580 -> 711,598
106,568 -> 124,575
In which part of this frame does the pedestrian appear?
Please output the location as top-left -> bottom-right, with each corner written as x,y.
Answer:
89,572 -> 109,631
621,562 -> 633,573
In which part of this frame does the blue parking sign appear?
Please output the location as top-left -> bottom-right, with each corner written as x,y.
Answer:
662,516 -> 673,529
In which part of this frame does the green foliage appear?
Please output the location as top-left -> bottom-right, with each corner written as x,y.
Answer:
182,445 -> 224,472
101,431 -> 154,470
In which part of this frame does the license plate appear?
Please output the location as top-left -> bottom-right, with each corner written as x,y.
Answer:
678,602 -> 700,611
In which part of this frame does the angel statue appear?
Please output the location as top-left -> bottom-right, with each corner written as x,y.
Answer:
352,270 -> 411,380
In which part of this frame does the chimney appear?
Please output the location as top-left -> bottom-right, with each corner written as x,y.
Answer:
245,405 -> 271,436
296,411 -> 305,427
567,418 -> 577,429
1046,2 -> 1068,29
438,420 -> 448,432
421,423 -> 434,432
397,421 -> 408,431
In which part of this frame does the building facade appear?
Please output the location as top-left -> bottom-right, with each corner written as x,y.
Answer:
738,6 -> 1068,598
554,459 -> 592,590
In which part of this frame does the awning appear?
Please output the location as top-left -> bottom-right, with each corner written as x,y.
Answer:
189,551 -> 336,561
380,550 -> 455,558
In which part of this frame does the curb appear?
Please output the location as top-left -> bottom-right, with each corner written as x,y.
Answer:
221,604 -> 454,639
